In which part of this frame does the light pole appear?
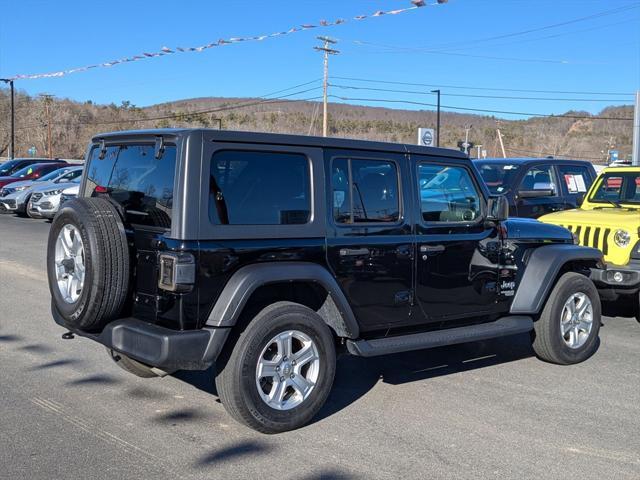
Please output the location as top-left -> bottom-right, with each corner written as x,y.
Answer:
431,89 -> 441,147
1,78 -> 15,159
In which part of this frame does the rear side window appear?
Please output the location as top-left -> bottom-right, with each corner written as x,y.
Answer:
84,144 -> 176,228
332,158 -> 400,223
209,150 -> 311,225
557,165 -> 591,195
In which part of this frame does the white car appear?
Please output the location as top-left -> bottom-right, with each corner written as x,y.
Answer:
1,166 -> 82,216
30,179 -> 81,219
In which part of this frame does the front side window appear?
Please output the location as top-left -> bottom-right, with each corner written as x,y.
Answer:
519,165 -> 557,194
332,158 -> 400,224
84,144 -> 176,228
418,164 -> 482,222
209,150 -> 311,225
590,173 -> 640,204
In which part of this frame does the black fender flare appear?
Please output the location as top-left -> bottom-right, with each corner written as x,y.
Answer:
510,244 -> 602,315
205,262 -> 359,338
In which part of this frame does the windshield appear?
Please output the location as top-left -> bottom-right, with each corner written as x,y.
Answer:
476,163 -> 521,194
10,165 -> 39,178
37,168 -> 72,182
590,172 -> 640,205
0,160 -> 24,176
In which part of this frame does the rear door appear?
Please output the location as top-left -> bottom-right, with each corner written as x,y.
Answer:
557,164 -> 594,209
413,158 -> 504,324
325,149 -> 414,333
82,141 -> 179,325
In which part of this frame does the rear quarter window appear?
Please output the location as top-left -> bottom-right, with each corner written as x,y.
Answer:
83,144 -> 176,229
208,150 -> 311,225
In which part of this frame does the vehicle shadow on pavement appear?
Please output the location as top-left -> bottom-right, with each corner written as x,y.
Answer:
0,334 -> 24,343
172,333 -> 538,426
313,332 -> 536,424
194,440 -> 273,467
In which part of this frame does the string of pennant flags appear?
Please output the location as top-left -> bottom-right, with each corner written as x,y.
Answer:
8,0 -> 447,81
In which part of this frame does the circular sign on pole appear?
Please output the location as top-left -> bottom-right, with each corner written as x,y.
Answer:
418,128 -> 435,147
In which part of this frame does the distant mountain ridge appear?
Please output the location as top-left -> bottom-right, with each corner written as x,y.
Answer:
0,89 -> 634,162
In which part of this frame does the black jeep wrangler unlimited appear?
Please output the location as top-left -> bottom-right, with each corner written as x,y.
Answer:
48,129 -> 603,433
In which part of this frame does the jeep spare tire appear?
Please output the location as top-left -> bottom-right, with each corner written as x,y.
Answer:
47,197 -> 130,332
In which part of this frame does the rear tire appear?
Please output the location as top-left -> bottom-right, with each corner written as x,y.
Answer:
215,302 -> 336,433
47,198 -> 130,332
532,273 -> 601,365
107,348 -> 158,378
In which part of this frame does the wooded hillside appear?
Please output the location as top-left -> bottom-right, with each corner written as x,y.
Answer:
0,89 -> 633,163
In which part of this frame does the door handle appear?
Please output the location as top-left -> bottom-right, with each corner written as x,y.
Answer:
339,247 -> 370,257
420,245 -> 445,254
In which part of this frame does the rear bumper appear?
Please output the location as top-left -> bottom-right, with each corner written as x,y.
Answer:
53,308 -> 230,371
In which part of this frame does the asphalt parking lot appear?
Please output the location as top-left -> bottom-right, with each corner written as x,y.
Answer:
1,213 -> 639,480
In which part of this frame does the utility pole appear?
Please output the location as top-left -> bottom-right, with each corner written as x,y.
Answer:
633,90 -> 640,166
0,78 -> 15,159
496,127 -> 507,158
314,36 -> 339,137
431,89 -> 441,147
40,94 -> 54,159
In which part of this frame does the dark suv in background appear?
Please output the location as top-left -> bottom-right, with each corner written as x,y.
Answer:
474,158 -> 597,218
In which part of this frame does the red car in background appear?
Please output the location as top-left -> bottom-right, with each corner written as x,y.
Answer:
0,161 -> 68,189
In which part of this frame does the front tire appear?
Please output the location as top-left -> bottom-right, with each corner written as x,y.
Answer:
215,302 -> 336,434
532,272 -> 601,365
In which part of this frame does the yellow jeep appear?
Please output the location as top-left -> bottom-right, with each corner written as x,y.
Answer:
539,166 -> 640,319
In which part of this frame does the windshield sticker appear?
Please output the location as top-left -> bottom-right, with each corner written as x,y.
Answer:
334,190 -> 345,208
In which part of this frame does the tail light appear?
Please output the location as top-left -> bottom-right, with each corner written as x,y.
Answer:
158,252 -> 195,292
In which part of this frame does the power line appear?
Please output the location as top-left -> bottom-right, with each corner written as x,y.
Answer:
327,94 -> 635,121
329,83 -> 632,103
352,41 -> 581,65
332,76 -> 634,96
401,3 -> 640,52
502,146 -> 605,162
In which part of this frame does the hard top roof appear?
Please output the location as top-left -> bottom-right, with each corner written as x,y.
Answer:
475,157 -> 591,165
92,128 -> 468,159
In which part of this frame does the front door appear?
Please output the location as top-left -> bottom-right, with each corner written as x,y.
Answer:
515,164 -> 565,218
414,160 -> 503,324
325,149 -> 414,333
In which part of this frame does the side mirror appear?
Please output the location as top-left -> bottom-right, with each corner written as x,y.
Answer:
487,195 -> 509,222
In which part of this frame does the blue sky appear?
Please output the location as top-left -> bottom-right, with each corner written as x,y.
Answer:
1,0 -> 639,120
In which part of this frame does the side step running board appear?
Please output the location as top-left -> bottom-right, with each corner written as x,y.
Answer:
346,316 -> 533,357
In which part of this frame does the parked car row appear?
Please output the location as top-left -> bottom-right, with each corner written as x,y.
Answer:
0,159 -> 82,219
